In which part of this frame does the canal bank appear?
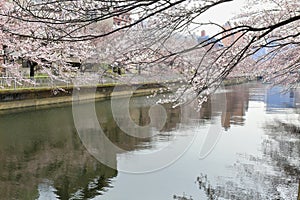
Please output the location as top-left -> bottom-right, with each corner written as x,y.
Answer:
0,81 -> 179,112
0,76 -> 253,112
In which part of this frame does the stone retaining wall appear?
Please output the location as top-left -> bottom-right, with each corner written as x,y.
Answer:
0,82 -> 170,112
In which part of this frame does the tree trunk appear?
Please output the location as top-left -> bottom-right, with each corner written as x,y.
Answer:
29,60 -> 35,78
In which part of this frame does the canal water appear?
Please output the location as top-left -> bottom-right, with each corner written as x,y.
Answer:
0,82 -> 299,200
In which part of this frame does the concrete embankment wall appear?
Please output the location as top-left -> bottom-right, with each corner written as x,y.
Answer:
0,82 -> 170,112
0,77 -> 253,112
223,76 -> 253,86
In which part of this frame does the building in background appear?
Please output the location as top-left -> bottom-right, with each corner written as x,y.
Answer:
222,21 -> 245,47
222,21 -> 235,47
222,21 -> 270,61
113,12 -> 132,28
266,86 -> 296,111
197,30 -> 223,48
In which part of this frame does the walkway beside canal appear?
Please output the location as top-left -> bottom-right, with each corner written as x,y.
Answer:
0,74 -> 253,112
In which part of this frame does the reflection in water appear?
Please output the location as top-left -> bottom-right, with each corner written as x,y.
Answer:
0,108 -> 117,200
95,98 -> 182,151
221,84 -> 249,130
194,119 -> 300,200
0,95 -> 186,199
0,82 -> 299,199
189,85 -> 300,200
264,120 -> 300,176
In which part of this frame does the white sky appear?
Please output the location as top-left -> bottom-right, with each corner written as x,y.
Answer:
131,0 -> 248,36
194,0 -> 248,36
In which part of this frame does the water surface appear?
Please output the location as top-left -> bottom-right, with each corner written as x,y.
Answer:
0,82 -> 299,199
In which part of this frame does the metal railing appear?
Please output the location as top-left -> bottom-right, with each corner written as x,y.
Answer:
0,73 -> 184,90
0,77 -> 72,90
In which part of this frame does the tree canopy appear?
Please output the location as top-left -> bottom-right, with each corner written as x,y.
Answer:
0,0 -> 299,95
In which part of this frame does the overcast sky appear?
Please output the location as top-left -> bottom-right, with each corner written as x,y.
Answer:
195,0 -> 247,36
131,0 -> 248,36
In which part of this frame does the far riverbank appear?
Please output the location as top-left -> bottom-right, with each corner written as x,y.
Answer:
0,76 -> 252,112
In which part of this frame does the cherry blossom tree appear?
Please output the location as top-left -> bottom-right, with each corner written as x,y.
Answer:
0,0 -> 299,94
0,0 -> 97,86
227,0 -> 300,87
